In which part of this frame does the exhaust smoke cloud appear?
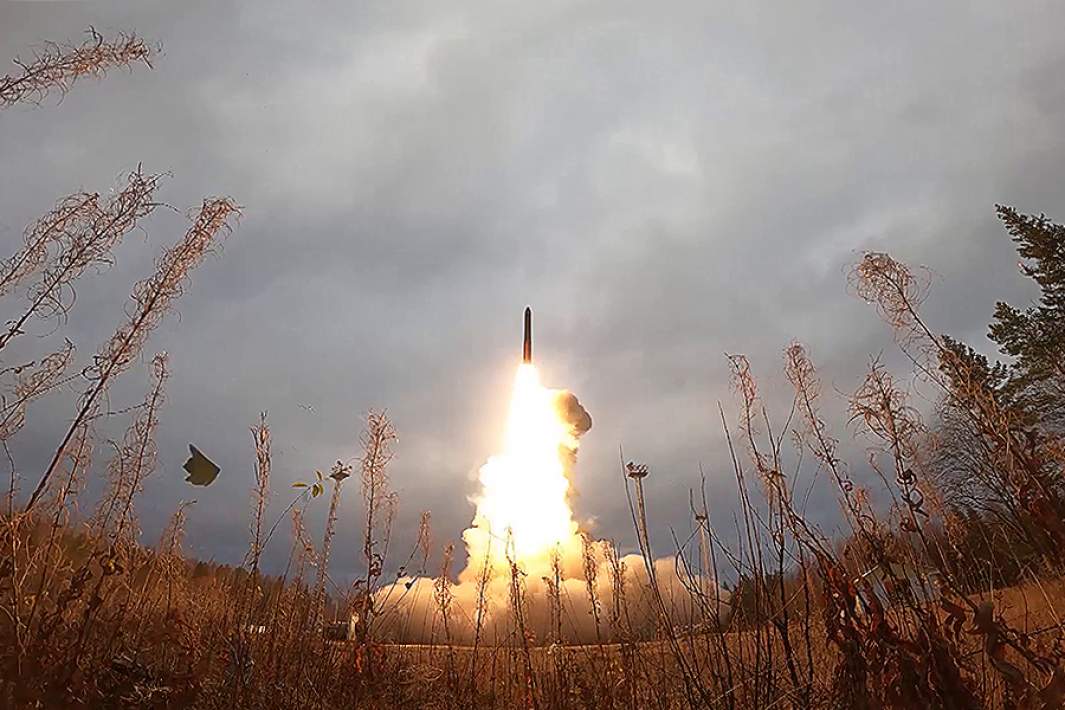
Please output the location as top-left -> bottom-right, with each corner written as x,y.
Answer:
374,363 -> 725,645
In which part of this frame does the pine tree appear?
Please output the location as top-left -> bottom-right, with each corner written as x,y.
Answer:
938,335 -> 1011,402
989,205 -> 1065,425
928,208 -> 1065,561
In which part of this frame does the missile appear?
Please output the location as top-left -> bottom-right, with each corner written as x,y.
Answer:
522,307 -> 532,363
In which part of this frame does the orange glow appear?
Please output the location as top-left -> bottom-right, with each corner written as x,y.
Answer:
463,364 -> 581,576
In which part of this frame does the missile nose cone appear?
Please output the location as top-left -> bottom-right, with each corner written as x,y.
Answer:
523,307 -> 532,363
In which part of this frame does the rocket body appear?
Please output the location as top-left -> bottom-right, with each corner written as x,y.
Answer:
523,307 -> 532,363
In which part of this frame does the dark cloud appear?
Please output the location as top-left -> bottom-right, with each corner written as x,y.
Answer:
1,1 -> 1063,579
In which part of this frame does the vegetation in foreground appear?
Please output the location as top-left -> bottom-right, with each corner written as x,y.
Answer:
3,27 -> 1065,710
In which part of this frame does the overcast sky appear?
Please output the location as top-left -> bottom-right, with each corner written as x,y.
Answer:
2,1 -> 1063,580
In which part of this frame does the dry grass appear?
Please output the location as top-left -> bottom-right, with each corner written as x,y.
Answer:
3,245 -> 1065,707
3,25 -> 1065,710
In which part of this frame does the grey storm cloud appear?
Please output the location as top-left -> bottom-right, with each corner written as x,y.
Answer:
1,0 -> 1063,580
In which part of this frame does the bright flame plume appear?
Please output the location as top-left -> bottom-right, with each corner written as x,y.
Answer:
373,363 -> 725,644
462,364 -> 583,578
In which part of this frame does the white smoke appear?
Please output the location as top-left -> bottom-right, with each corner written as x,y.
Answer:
371,382 -> 728,645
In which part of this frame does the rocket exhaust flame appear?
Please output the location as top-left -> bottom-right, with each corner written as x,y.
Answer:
463,361 -> 582,574
371,308 -> 724,644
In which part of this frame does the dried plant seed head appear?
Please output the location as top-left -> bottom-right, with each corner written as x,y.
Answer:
0,28 -> 154,108
329,460 -> 352,482
849,252 -> 934,347
850,359 -> 924,457
0,340 -> 75,440
246,411 -> 271,571
783,341 -> 818,402
0,193 -> 98,298
92,197 -> 238,381
625,461 -> 649,479
417,510 -> 432,560
0,169 -> 163,351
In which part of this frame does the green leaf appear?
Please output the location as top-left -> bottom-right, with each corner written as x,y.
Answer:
292,482 -> 307,489
183,444 -> 220,486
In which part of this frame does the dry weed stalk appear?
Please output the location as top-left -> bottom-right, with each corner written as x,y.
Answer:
470,529 -> 493,655
0,340 -> 75,444
580,532 -> 603,643
0,193 -> 97,298
433,542 -> 460,697
156,502 -> 193,626
785,342 -> 867,528
852,357 -> 1065,705
313,460 -> 353,627
434,543 -> 455,644
505,539 -> 538,708
623,457 -> 714,707
853,252 -> 1065,560
358,410 -> 397,640
247,412 -> 271,573
0,28 -> 153,108
25,196 -> 239,512
15,422 -> 92,637
850,360 -> 928,530
726,353 -> 821,708
36,358 -> 171,698
92,352 -> 169,545
0,169 -> 163,352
